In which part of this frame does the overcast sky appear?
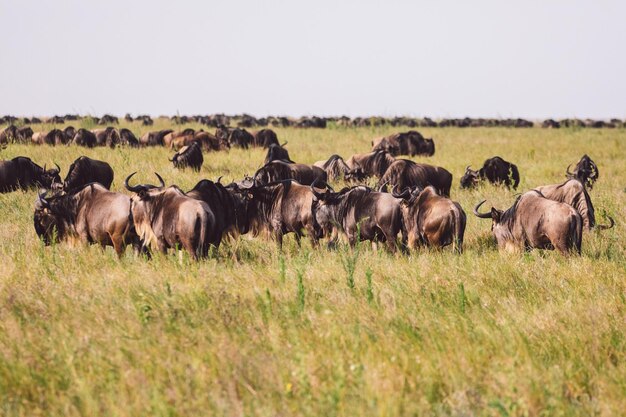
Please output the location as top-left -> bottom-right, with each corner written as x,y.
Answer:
1,0 -> 624,118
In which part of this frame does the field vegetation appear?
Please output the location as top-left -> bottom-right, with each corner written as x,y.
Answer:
0,120 -> 624,416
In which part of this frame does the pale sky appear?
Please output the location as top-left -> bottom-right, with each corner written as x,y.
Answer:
1,0 -> 624,119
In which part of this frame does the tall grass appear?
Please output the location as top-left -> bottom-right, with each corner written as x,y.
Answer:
0,123 -> 625,416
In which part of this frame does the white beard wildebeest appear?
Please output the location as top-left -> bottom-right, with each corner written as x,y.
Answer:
473,190 -> 582,255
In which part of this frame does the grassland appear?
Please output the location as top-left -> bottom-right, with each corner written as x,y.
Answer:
0,121 -> 624,416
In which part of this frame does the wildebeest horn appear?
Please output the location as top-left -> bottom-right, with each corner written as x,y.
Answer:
154,172 -> 165,188
53,162 -> 60,172
216,176 -> 223,184
391,185 -> 410,199
473,200 -> 492,219
597,216 -> 615,230
566,163 -> 573,176
310,177 -> 324,200
378,181 -> 388,193
37,190 -> 50,209
124,172 -> 144,193
281,141 -> 288,147
465,165 -> 471,172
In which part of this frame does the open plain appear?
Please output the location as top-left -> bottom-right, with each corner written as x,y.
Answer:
0,120 -> 625,416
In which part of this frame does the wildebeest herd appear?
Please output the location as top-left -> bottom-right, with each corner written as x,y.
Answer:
0,121 -> 615,260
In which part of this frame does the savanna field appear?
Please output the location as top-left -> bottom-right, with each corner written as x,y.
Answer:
0,120 -> 625,416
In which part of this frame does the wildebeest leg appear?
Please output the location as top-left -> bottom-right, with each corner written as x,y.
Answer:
274,231 -> 284,249
110,233 -> 125,257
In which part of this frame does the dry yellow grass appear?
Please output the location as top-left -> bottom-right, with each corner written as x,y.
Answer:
0,121 -> 624,416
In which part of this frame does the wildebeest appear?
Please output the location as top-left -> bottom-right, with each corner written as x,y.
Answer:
31,129 -> 67,145
98,114 -> 119,125
264,142 -> 293,165
73,129 -> 97,147
310,184 -> 403,252
92,127 -> 120,147
63,126 -> 76,142
460,157 -> 520,189
58,156 -> 114,191
0,157 -> 60,192
163,128 -> 195,148
372,131 -> 435,156
345,150 -> 396,179
534,179 -> 614,230
139,129 -> 173,147
169,130 -> 228,151
254,160 -> 327,187
392,186 -> 466,253
377,159 -> 453,197
313,154 -> 362,182
473,190 -> 582,255
125,173 -> 219,259
16,126 -> 34,143
0,125 -> 18,144
239,179 -> 323,247
34,184 -> 137,256
119,128 -> 139,147
186,178 -> 249,238
566,155 -> 598,189
170,142 -> 203,171
253,129 -> 280,148
216,126 -> 254,149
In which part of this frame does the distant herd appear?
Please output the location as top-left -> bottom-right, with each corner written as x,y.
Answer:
0,115 -> 616,260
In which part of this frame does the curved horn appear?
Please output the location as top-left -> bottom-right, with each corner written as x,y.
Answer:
566,163 -> 574,176
391,185 -> 410,199
473,200 -> 492,219
378,181 -> 388,193
124,172 -> 143,193
54,162 -> 60,172
310,177 -> 324,200
216,176 -> 223,184
154,172 -> 165,188
38,190 -> 50,209
596,215 -> 615,230
281,141 -> 288,147
465,165 -> 471,172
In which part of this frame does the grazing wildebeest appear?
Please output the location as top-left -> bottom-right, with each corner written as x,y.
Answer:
98,114 -> 119,125
58,156 -> 114,191
186,178 -> 250,238
473,190 -> 582,255
392,186 -> 466,253
372,131 -> 435,156
0,157 -> 60,192
163,128 -> 195,148
92,127 -> 120,147
310,184 -> 403,252
345,150 -> 396,179
0,125 -> 19,144
264,142 -> 293,165
216,126 -> 254,149
253,129 -> 280,148
119,128 -> 139,147
16,126 -> 34,143
377,159 -> 453,197
63,126 -> 76,143
125,173 -> 220,259
170,131 -> 228,151
566,155 -> 598,189
139,129 -> 173,147
239,179 -> 324,248
32,129 -> 66,145
170,142 -> 203,171
72,128 -> 97,147
254,160 -> 327,187
34,184 -> 137,256
534,179 -> 614,230
460,157 -> 520,189
313,154 -> 362,182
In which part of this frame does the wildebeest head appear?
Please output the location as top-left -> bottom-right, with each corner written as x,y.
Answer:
566,154 -> 598,189
460,166 -> 480,189
473,199 -> 512,239
40,162 -> 62,188
33,189 -> 72,245
264,142 -> 293,165
124,172 -> 166,200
